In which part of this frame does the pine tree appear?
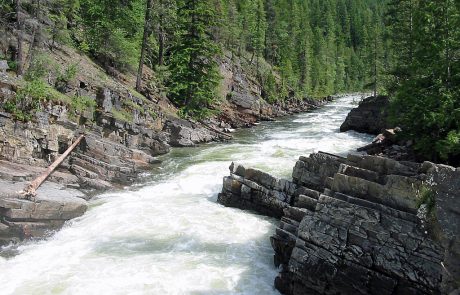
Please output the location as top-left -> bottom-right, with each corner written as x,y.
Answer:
388,0 -> 460,164
167,0 -> 221,118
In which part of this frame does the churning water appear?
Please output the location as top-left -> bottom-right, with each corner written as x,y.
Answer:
0,95 -> 373,295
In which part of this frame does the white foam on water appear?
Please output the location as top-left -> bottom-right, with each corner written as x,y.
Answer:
0,95 -> 373,295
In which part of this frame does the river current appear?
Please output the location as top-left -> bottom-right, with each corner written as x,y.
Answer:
0,95 -> 373,295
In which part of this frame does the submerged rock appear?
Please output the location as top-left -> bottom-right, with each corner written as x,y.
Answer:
218,152 -> 460,294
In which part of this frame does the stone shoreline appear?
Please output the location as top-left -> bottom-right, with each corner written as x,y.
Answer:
0,95 -> 332,246
218,152 -> 460,294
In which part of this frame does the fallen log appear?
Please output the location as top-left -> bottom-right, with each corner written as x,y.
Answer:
21,134 -> 85,199
199,121 -> 233,139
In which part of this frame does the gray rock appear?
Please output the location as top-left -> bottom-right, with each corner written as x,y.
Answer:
164,117 -> 217,147
218,152 -> 456,295
0,180 -> 88,244
0,60 -> 9,73
340,96 -> 390,135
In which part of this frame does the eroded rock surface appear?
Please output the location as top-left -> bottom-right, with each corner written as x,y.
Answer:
218,152 -> 459,294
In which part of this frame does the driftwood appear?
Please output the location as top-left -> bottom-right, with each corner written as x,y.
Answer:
199,121 -> 233,139
21,134 -> 85,199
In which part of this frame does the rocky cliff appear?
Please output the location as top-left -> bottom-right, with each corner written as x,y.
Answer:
218,152 -> 460,294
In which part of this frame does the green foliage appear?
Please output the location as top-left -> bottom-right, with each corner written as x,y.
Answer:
4,80 -> 48,121
416,185 -> 436,219
123,99 -> 145,114
387,0 -> 460,165
71,96 -> 96,114
7,60 -> 18,72
57,63 -> 78,84
437,130 -> 460,161
111,109 -> 132,122
77,0 -> 144,72
213,0 -> 389,100
261,70 -> 278,103
25,54 -> 54,81
167,0 -> 222,118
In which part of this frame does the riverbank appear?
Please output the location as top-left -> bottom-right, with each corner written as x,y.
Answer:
0,85 -> 332,245
0,95 -> 373,294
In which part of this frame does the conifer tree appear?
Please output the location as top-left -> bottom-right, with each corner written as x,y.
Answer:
167,0 -> 221,118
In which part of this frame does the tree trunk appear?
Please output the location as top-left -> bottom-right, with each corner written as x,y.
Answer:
136,0 -> 154,92
373,31 -> 378,98
158,21 -> 165,66
15,0 -> 24,76
25,26 -> 37,72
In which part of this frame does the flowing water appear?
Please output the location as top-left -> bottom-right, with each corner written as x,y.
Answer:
0,95 -> 373,295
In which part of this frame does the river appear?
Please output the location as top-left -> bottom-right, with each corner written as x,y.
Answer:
0,95 -> 373,295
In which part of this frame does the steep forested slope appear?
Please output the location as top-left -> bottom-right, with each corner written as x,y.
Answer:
0,0 -> 387,118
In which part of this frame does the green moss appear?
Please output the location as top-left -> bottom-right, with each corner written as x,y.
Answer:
47,87 -> 73,105
417,185 -> 436,218
123,99 -> 145,114
111,109 -> 132,122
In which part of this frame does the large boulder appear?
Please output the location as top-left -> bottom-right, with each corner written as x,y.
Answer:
424,163 -> 460,293
340,96 -> 390,134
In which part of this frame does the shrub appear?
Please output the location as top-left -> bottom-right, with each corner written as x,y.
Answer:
25,54 -> 54,81
5,79 -> 47,121
71,96 -> 96,113
57,63 -> 78,84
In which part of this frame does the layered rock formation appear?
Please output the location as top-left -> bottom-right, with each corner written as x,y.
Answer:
340,95 -> 390,134
0,179 -> 87,245
218,152 -> 460,294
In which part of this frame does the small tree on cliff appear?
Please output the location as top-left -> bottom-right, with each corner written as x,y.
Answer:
167,0 -> 221,119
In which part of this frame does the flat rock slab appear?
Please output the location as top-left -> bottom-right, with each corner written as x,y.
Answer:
0,180 -> 88,221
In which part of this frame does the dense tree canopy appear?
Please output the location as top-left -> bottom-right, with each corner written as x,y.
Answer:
387,0 -> 460,164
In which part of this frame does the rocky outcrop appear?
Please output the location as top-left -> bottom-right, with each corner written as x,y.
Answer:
218,52 -> 332,128
357,128 -> 418,162
424,163 -> 460,293
0,179 -> 87,245
340,95 -> 390,134
219,152 -> 460,294
164,117 -> 219,147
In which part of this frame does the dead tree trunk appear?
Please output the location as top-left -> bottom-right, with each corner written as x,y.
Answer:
15,0 -> 24,76
158,22 -> 165,66
22,134 -> 85,199
136,0 -> 154,92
